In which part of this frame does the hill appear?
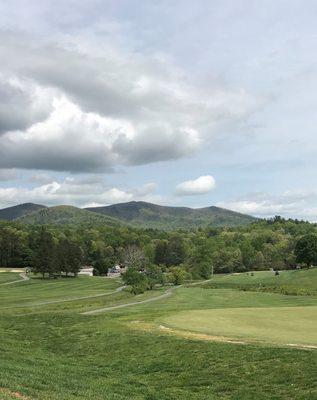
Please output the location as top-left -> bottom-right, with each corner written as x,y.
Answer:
201,268 -> 317,296
86,201 -> 256,229
0,202 -> 47,221
16,205 -> 121,226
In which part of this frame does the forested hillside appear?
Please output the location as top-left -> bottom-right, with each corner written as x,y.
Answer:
0,201 -> 255,229
86,201 -> 256,229
16,205 -> 121,226
0,203 -> 46,220
1,216 -> 316,289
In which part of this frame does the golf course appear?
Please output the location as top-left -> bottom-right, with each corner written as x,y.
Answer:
0,268 -> 316,400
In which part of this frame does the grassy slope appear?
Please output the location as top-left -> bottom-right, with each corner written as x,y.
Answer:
0,276 -> 316,399
0,272 -> 22,284
201,268 -> 317,295
86,201 -> 256,229
0,275 -> 122,308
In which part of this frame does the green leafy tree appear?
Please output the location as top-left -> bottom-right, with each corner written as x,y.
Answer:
166,235 -> 187,266
295,234 -> 317,267
145,264 -> 164,289
122,267 -> 148,294
154,240 -> 168,265
253,251 -> 265,270
166,266 -> 190,285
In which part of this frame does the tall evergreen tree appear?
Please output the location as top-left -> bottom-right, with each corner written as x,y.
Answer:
33,228 -> 56,278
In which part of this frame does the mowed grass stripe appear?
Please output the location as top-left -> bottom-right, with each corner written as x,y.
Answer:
0,272 -> 23,284
162,306 -> 317,346
0,276 -> 122,308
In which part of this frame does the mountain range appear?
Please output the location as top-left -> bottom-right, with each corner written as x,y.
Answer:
0,201 -> 256,229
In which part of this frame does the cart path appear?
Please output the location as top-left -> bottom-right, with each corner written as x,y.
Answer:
0,285 -> 125,310
82,288 -> 174,315
81,279 -> 217,316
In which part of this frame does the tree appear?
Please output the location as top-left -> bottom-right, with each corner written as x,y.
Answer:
166,235 -> 187,266
253,251 -> 265,270
67,241 -> 83,276
188,237 -> 213,279
124,245 -> 147,270
93,246 -> 115,276
154,240 -> 168,265
295,234 -> 317,267
199,262 -> 212,279
240,241 -> 256,271
33,228 -> 56,278
211,248 -> 244,274
166,266 -> 189,285
145,264 -> 164,289
121,267 -> 148,294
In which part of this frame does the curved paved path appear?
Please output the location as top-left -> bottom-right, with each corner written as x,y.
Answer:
0,286 -> 125,310
81,278 -> 216,316
82,288 -> 174,315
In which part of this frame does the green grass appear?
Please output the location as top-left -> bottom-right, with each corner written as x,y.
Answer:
162,306 -> 317,347
0,275 -> 122,309
0,272 -> 22,284
0,274 -> 317,399
201,268 -> 317,295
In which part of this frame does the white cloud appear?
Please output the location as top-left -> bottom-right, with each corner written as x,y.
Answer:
217,190 -> 317,221
0,178 -> 163,209
0,31 -> 260,173
175,175 -> 216,196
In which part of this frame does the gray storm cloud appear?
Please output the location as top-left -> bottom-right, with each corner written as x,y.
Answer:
0,31 -> 258,173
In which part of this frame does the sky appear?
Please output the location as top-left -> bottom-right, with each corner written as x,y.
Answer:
0,0 -> 316,220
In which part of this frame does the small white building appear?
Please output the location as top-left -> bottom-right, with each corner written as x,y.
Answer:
78,266 -> 94,277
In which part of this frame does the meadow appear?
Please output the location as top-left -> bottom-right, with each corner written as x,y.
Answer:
0,270 -> 316,399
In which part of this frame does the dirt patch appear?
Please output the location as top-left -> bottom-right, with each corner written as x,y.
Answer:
157,324 -> 247,344
128,321 -> 246,345
0,388 -> 31,399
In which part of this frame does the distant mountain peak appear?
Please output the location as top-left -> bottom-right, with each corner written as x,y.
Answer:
0,202 -> 47,221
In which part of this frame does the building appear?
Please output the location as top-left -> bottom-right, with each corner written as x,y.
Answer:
78,267 -> 94,277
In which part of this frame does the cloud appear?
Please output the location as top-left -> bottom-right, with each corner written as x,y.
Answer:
217,190 -> 317,221
0,75 -> 53,134
0,177 -> 162,209
0,30 -> 260,173
175,175 -> 216,196
0,169 -> 17,181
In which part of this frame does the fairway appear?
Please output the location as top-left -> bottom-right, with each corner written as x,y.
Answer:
202,268 -> 317,295
162,306 -> 317,347
0,275 -> 317,399
0,275 -> 122,309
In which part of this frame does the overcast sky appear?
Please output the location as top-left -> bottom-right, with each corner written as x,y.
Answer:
0,0 -> 316,220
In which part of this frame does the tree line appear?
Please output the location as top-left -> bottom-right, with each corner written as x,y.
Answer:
0,216 -> 317,287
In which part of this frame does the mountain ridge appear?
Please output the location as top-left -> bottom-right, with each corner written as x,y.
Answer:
0,202 -> 47,221
0,201 -> 256,229
87,200 -> 257,229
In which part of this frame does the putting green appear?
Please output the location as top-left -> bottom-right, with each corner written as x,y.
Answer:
162,306 -> 317,347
